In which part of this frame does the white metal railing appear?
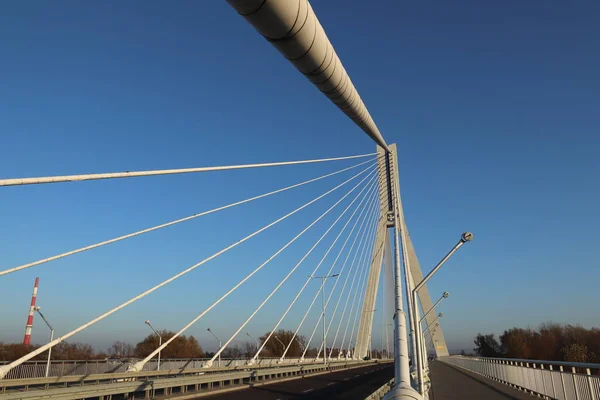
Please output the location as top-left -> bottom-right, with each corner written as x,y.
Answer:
441,356 -> 600,400
0,357 -> 308,380
365,377 -> 395,399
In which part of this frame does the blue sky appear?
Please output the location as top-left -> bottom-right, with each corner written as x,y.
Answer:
1,0 -> 598,354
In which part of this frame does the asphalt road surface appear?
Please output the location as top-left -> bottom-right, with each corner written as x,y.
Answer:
199,362 -> 394,399
429,361 -> 538,400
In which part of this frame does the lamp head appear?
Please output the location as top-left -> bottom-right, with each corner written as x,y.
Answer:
332,273 -> 339,277
438,312 -> 444,317
461,232 -> 474,243
443,292 -> 450,298
207,328 -> 211,332
34,306 -> 40,311
144,320 -> 150,325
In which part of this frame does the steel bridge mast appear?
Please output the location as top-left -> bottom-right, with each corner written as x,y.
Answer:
355,145 -> 450,360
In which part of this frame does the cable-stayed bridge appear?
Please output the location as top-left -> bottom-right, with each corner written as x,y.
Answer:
1,1 -> 598,400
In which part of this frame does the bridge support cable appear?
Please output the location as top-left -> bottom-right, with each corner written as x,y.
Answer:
328,221 -> 385,360
281,195 -> 378,362
128,168 -> 378,372
320,203 -> 378,360
0,153 -> 377,187
343,226 -> 382,359
325,205 -> 379,360
0,163 -> 376,380
326,237 -> 382,361
298,201 -> 378,360
253,180 -> 379,364
383,144 -> 424,400
337,215 -> 380,358
388,205 -> 418,397
303,202 -> 378,359
0,157 -> 378,278
226,1 -> 390,151
204,170 -> 378,368
314,216 -> 382,361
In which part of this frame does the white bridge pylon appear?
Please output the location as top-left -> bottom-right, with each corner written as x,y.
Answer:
354,145 -> 449,360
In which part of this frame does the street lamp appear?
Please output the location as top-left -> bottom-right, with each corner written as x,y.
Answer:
359,308 -> 377,360
246,332 -> 259,351
383,323 -> 393,359
144,320 -> 162,371
34,307 -> 53,378
421,313 -> 442,369
309,273 -> 339,365
207,328 -> 222,367
273,335 -> 286,354
422,313 -> 443,335
420,292 -> 449,324
348,341 -> 354,359
295,337 -> 305,352
412,232 -> 473,394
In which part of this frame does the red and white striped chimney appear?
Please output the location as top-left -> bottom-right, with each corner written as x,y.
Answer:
23,277 -> 39,345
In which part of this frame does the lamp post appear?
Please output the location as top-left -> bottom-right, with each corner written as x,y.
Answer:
273,335 -> 286,355
421,313 -> 442,368
246,332 -> 259,351
33,307 -> 53,378
349,341 -> 354,359
383,323 -> 393,359
309,273 -> 339,365
207,328 -> 222,367
295,337 -> 305,353
412,232 -> 473,394
422,313 -> 443,336
144,320 -> 162,371
419,292 -> 449,324
364,308 -> 377,360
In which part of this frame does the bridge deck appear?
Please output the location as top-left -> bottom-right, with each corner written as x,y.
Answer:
197,362 -> 393,399
430,361 -> 538,400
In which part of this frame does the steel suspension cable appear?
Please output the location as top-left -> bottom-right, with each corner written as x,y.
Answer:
0,153 -> 377,187
338,207 -> 380,357
257,180 -> 378,363
347,223 -> 384,357
323,214 -> 381,360
205,170 -> 377,368
313,203 -> 380,360
0,163 -> 375,380
132,171 -> 377,371
278,185 -> 377,362
0,157 -> 378,277
326,203 -> 379,359
301,200 -> 379,359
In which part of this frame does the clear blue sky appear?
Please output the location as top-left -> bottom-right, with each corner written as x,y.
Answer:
1,0 -> 598,354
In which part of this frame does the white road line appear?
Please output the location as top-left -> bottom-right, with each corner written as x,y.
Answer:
303,389 -> 314,393
344,378 -> 350,381
327,382 -> 336,386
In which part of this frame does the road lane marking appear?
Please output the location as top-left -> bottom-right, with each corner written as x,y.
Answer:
327,382 -> 336,386
303,389 -> 314,393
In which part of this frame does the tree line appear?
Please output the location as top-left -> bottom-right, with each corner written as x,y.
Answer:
473,322 -> 600,363
0,329 -> 327,361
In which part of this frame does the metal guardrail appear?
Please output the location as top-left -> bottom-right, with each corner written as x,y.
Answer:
364,377 -> 395,400
441,356 -> 600,400
0,357 -> 307,380
0,359 -> 380,400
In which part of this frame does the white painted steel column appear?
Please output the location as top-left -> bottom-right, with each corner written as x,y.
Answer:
383,144 -> 422,400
